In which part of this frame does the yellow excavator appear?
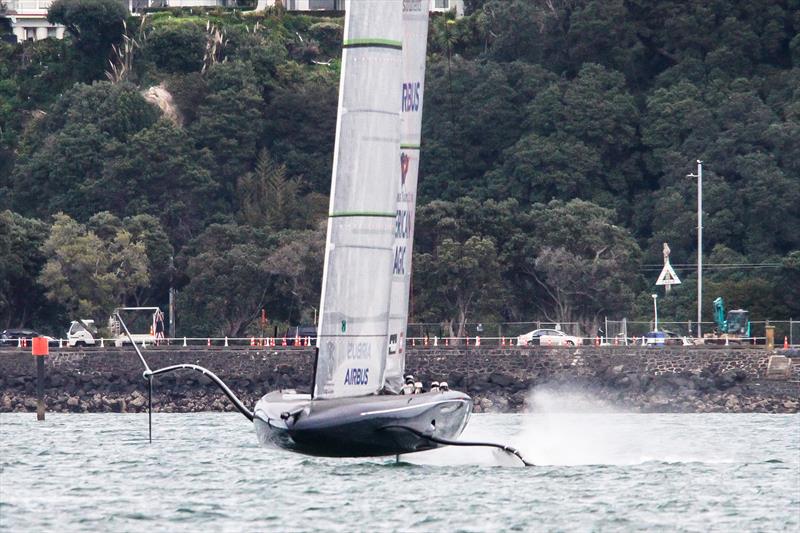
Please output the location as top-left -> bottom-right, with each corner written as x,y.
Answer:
704,297 -> 751,344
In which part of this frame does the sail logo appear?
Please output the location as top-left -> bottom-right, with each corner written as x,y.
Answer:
402,82 -> 420,112
400,152 -> 410,187
402,0 -> 423,12
393,245 -> 406,275
346,341 -> 370,360
395,209 -> 409,238
344,367 -> 369,385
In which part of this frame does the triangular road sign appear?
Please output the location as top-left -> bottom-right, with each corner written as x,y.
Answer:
656,262 -> 681,285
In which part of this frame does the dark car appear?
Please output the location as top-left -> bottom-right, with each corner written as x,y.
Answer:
285,325 -> 317,346
643,330 -> 692,346
0,329 -> 58,347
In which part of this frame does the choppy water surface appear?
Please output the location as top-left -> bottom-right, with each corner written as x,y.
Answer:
1,406 -> 798,532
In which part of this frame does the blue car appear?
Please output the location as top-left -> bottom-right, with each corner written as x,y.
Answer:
643,330 -> 692,346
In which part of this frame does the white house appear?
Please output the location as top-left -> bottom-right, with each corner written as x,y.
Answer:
1,0 -> 460,43
129,0 -> 234,12
255,0 -> 463,16
2,0 -> 65,42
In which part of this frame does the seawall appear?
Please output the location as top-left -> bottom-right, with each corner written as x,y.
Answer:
1,346 -> 798,414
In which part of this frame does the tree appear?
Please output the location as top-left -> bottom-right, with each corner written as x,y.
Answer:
0,211 -> 53,329
10,82 -> 160,220
189,61 -> 264,198
47,0 -> 128,79
236,148 -> 306,230
264,80 -> 338,193
100,119 -> 220,247
176,224 -> 274,337
414,236 -> 505,339
508,200 -> 642,332
38,212 -> 150,319
264,226 -> 325,325
142,22 -> 206,74
420,58 -> 522,202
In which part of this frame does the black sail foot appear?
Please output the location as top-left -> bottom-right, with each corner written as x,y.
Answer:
382,425 -> 536,467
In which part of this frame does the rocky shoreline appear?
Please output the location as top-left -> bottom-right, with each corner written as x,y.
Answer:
0,347 -> 798,415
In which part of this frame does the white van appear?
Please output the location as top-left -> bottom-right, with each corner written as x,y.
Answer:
67,319 -> 97,347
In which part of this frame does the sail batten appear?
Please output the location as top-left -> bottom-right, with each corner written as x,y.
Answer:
313,0 -> 403,399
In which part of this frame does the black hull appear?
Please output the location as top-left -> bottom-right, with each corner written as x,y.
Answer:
253,390 -> 472,457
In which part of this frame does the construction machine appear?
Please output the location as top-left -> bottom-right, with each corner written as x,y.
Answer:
704,297 -> 751,344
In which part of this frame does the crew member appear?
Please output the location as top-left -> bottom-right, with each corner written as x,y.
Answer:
439,381 -> 449,392
401,375 -> 415,395
429,381 -> 440,393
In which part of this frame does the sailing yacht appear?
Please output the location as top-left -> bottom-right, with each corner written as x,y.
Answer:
252,0 -> 473,457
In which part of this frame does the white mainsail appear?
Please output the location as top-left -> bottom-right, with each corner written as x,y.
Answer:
384,0 -> 430,393
313,0 -> 403,399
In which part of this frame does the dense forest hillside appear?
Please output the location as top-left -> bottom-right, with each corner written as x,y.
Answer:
1,0 -> 798,338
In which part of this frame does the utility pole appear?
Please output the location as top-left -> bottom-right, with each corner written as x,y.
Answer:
688,160 -> 703,339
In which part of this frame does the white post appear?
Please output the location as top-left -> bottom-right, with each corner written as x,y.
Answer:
224,336 -> 229,347
687,161 -> 703,338
697,161 -> 703,339
652,294 -> 658,331
183,336 -> 187,347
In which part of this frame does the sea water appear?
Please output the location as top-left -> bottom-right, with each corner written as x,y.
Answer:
1,405 -> 798,531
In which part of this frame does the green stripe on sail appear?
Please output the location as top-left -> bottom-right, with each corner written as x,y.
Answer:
329,211 -> 396,218
400,144 -> 421,150
343,38 -> 402,50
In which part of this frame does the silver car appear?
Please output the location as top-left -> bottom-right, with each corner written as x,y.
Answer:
518,329 -> 581,347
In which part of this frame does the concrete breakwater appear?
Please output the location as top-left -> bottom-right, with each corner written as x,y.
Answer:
0,346 -> 798,414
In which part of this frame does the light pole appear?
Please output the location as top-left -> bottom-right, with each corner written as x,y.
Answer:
687,160 -> 702,339
652,294 -> 659,331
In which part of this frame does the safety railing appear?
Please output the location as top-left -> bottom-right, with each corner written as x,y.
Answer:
2,333 -> 796,350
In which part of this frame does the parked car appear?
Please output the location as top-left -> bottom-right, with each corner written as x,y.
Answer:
0,329 -> 58,346
518,328 -> 581,347
643,330 -> 693,346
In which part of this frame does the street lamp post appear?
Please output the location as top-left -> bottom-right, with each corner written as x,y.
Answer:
652,294 -> 659,331
687,160 -> 703,339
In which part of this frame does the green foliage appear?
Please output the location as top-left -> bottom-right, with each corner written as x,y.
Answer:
176,223 -> 274,336
263,79 -> 338,191
517,200 -> 642,330
0,211 -> 54,329
415,235 -> 505,339
236,148 -> 323,231
100,119 -> 220,246
38,212 -> 150,319
264,226 -> 325,325
142,22 -> 206,74
47,0 -> 128,79
188,60 -> 263,197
